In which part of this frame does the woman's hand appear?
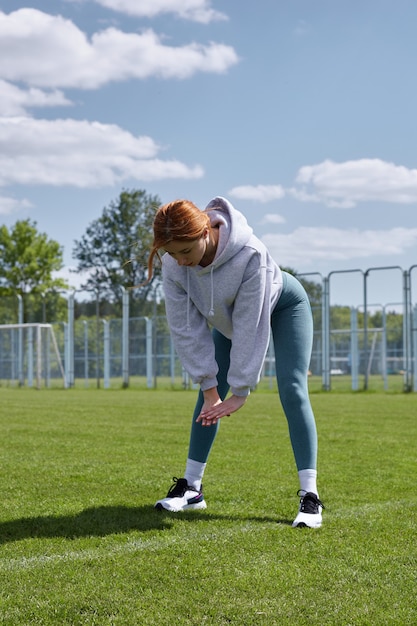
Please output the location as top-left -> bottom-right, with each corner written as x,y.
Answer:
196,392 -> 247,427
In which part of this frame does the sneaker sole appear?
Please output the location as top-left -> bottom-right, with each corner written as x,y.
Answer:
155,501 -> 207,512
293,520 -> 322,529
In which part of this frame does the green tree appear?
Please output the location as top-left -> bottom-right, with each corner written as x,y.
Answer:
0,219 -> 67,295
0,219 -> 68,323
72,189 -> 161,309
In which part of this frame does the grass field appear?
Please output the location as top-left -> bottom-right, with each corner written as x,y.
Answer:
0,388 -> 416,625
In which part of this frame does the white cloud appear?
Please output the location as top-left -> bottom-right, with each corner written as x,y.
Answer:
83,0 -> 228,23
233,159 -> 417,209
0,117 -> 204,188
228,184 -> 285,203
0,9 -> 238,90
260,213 -> 286,225
295,159 -> 417,208
0,79 -> 71,116
262,226 -> 417,267
0,195 -> 32,216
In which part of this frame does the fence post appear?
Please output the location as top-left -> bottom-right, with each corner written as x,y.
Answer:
381,307 -> 388,391
409,265 -> 417,392
413,305 -> 417,392
322,276 -> 330,390
17,294 -> 24,386
402,270 -> 412,392
170,335 -> 176,385
64,322 -> 69,388
350,307 -> 359,390
27,326 -> 33,387
145,317 -> 153,388
103,319 -> 110,389
83,320 -> 89,387
122,287 -> 129,388
67,291 -> 75,388
364,266 -> 402,390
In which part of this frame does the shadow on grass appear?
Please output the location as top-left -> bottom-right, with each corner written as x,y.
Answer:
0,505 -> 291,544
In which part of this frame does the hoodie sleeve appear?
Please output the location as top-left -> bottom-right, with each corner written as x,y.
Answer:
162,266 -> 219,391
228,251 -> 274,396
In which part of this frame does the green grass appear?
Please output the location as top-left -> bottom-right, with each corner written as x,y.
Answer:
0,388 -> 416,625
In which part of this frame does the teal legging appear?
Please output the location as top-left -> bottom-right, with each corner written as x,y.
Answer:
188,271 -> 318,471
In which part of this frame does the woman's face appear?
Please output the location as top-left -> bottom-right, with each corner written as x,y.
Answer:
163,232 -> 208,267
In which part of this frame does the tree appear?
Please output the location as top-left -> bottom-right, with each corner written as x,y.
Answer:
0,219 -> 68,323
0,219 -> 67,296
72,189 -> 161,308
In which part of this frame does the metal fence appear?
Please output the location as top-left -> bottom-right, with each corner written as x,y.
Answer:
1,264 -> 417,391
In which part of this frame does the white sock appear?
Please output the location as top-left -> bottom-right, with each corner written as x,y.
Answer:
298,469 -> 318,496
184,458 -> 206,491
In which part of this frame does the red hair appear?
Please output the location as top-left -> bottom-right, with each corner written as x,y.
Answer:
145,199 -> 210,282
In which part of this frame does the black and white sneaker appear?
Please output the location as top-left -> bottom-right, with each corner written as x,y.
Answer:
155,477 -> 207,512
292,490 -> 325,528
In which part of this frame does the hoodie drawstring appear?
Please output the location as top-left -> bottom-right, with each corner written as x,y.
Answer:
208,266 -> 215,317
186,269 -> 191,331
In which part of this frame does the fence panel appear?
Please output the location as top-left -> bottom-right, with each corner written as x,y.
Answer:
1,265 -> 416,391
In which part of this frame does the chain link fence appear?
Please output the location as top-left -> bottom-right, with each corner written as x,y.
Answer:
1,265 -> 417,391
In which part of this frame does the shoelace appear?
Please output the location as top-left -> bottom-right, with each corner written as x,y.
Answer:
166,477 -> 195,498
297,490 -> 325,514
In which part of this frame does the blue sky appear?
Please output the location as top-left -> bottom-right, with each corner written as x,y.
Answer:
1,0 -> 417,307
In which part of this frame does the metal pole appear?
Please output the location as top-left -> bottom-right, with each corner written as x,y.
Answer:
170,335 -> 176,385
327,269 -> 364,391
408,264 -> 417,392
145,317 -> 153,388
363,266 -> 403,390
350,307 -> 359,391
83,320 -> 89,388
36,324 -> 42,390
63,321 -> 69,387
402,270 -> 412,391
413,305 -> 417,392
381,306 -> 388,391
121,287 -> 129,388
322,276 -> 330,390
67,291 -> 75,388
363,271 -> 368,390
28,326 -> 33,387
153,284 -> 158,389
96,291 -> 100,389
17,294 -> 24,386
103,319 -> 110,389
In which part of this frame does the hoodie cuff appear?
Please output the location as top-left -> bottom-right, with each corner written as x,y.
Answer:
231,386 -> 251,397
200,377 -> 219,392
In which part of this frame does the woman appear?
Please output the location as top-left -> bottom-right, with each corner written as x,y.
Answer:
146,196 -> 324,528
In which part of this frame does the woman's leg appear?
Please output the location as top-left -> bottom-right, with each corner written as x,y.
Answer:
155,330 -> 231,511
271,272 -> 318,472
188,329 -> 231,462
271,273 -> 324,527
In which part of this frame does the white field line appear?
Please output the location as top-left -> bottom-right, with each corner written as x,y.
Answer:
0,523 -> 257,573
0,498 -> 415,573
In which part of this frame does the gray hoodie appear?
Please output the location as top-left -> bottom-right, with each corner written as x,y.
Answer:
162,197 -> 283,396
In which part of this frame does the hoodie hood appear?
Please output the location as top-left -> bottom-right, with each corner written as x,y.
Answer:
198,196 -> 253,272
193,196 -> 254,316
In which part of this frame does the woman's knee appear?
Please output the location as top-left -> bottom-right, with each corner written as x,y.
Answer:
278,378 -> 308,413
